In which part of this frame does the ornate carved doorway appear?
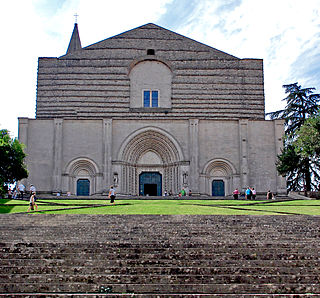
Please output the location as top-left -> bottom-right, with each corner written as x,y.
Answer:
119,128 -> 184,195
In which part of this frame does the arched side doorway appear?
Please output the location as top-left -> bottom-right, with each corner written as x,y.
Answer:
202,159 -> 236,196
77,179 -> 90,196
139,172 -> 162,196
63,158 -> 100,196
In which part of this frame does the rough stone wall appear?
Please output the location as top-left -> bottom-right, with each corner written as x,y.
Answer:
36,24 -> 265,120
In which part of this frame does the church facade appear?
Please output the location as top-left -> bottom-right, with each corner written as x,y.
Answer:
18,23 -> 286,196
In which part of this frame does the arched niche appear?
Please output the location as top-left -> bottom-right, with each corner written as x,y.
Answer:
129,60 -> 172,109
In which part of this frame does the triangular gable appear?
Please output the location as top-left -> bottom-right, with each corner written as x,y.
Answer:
82,23 -> 238,60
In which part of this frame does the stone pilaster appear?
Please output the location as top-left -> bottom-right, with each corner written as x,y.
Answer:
18,118 -> 29,185
274,120 -> 287,194
189,119 -> 199,194
239,120 -> 249,191
52,119 -> 63,193
103,119 -> 113,192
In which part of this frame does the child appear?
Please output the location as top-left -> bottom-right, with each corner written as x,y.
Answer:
27,194 -> 38,212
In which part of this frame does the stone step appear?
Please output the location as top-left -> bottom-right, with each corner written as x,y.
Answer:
2,265 -> 319,275
0,295 -> 313,298
1,282 -> 319,294
0,240 -> 320,251
1,214 -> 319,295
1,258 -> 319,268
1,273 -> 320,284
1,251 -> 319,261
1,241 -> 319,249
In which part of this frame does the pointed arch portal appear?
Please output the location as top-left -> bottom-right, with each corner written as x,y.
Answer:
119,128 -> 183,195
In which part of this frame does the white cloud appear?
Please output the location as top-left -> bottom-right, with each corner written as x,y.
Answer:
1,0 -> 319,137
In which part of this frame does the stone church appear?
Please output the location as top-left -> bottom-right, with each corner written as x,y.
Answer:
18,23 -> 286,196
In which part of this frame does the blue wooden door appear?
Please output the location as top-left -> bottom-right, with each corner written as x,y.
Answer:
77,179 -> 90,196
139,172 -> 162,196
212,180 -> 225,196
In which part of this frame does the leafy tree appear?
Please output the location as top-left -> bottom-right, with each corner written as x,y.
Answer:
267,83 -> 320,191
294,113 -> 320,190
295,112 -> 320,158
0,129 -> 28,197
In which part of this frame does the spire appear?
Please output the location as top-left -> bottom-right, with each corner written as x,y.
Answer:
66,23 -> 82,54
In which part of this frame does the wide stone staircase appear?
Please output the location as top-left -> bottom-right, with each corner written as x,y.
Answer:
0,214 -> 319,296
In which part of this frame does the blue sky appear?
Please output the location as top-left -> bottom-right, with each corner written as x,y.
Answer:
1,0 -> 319,137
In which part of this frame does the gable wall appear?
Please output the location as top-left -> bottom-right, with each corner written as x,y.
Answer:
36,25 -> 265,120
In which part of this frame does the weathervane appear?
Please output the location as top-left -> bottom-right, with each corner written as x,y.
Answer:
74,13 -> 79,23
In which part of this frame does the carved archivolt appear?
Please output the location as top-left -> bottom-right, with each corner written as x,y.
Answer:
203,159 -> 236,177
119,128 -> 183,195
64,157 -> 99,177
121,128 -> 182,165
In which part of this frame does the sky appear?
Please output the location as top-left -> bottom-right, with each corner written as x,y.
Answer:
1,0 -> 319,137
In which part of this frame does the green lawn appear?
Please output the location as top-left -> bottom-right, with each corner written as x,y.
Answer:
1,198 -> 320,215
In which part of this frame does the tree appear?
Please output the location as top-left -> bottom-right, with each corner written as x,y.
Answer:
295,112 -> 320,158
267,83 -> 320,191
0,129 -> 28,197
294,113 -> 320,190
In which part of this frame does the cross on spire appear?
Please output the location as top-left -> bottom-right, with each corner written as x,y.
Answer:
74,13 -> 79,23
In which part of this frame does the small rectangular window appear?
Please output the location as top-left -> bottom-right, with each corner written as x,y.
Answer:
143,90 -> 159,107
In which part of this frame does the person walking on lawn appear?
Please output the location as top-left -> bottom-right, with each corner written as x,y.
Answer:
108,186 -> 116,205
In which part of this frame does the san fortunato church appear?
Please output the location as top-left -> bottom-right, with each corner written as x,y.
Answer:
18,23 -> 286,196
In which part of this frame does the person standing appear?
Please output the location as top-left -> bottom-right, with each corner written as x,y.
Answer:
233,188 -> 240,200
18,183 -> 25,199
252,188 -> 256,200
245,187 -> 252,200
108,186 -> 116,205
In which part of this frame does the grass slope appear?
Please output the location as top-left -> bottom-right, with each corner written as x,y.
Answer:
1,199 -> 320,215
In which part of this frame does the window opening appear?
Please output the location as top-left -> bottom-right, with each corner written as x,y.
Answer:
143,90 -> 159,107
147,49 -> 155,55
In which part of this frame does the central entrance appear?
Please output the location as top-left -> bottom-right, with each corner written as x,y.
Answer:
139,172 -> 162,196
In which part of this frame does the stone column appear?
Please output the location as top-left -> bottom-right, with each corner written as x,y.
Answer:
189,119 -> 199,194
102,119 -> 112,192
274,119 -> 287,194
239,120 -> 249,191
52,119 -> 63,193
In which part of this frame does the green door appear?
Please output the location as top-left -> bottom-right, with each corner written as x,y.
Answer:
77,179 -> 90,196
212,180 -> 225,196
